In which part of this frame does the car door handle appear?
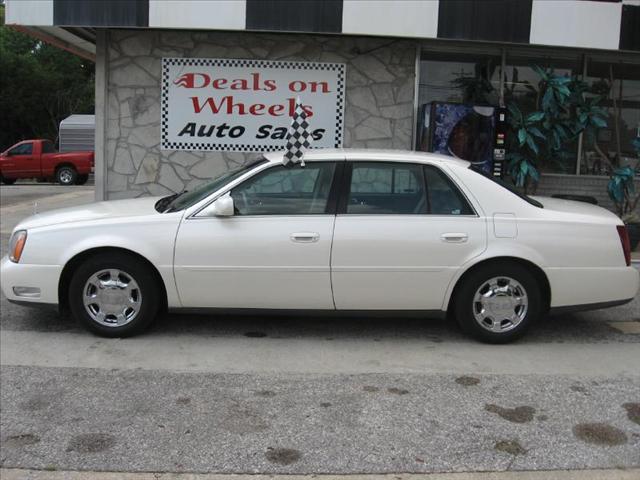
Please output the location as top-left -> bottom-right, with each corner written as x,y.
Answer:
441,233 -> 468,243
290,232 -> 320,243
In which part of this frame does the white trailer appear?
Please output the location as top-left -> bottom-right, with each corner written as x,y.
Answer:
59,114 -> 95,152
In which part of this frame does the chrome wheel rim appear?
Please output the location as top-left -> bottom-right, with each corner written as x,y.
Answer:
472,276 -> 528,333
83,269 -> 142,327
59,170 -> 73,184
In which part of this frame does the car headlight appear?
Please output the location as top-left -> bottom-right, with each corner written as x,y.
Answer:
8,230 -> 27,263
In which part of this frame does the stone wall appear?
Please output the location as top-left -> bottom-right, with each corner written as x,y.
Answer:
102,30 -> 417,200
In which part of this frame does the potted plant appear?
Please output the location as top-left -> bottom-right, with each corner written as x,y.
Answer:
505,66 -> 608,193
608,137 -> 640,251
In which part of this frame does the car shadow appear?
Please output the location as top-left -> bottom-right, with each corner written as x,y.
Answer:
1,292 -> 637,344
147,308 -> 633,345
153,311 -> 459,343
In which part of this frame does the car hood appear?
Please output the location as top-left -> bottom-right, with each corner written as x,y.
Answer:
15,196 -> 163,231
531,196 -> 622,223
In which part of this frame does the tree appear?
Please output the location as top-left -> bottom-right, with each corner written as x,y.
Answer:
505,66 -> 608,192
0,3 -> 94,151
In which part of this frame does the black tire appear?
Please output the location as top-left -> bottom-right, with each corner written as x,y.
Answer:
1,175 -> 16,185
68,252 -> 161,337
75,174 -> 89,185
56,165 -> 77,185
453,262 -> 542,344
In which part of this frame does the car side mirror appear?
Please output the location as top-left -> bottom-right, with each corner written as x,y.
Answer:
212,194 -> 234,217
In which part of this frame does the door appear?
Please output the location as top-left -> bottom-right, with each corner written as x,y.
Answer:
39,140 -> 57,176
174,161 -> 341,309
2,142 -> 37,178
331,162 -> 487,310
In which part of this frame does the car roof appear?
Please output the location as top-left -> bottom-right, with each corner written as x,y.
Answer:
263,148 -> 470,168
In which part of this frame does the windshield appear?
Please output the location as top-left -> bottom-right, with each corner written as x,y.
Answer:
162,158 -> 268,212
469,166 -> 543,208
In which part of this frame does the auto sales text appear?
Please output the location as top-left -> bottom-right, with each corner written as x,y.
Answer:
174,72 -> 331,140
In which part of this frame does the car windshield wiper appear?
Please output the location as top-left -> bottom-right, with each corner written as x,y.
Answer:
154,190 -> 188,213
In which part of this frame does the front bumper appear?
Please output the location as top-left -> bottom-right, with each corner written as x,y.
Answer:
0,256 -> 62,305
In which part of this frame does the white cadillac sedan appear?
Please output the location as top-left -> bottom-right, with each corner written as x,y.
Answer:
2,149 -> 638,343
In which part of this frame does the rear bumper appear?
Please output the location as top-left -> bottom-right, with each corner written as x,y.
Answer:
549,297 -> 634,315
0,256 -> 61,305
545,266 -> 639,308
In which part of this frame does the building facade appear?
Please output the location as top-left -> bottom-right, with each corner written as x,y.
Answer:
6,0 -> 640,210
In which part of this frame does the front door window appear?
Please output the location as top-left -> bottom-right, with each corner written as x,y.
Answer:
9,143 -> 33,155
231,163 -> 337,215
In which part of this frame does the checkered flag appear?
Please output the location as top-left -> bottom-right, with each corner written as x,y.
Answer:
283,97 -> 312,167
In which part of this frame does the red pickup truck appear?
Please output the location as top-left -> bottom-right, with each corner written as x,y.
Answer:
0,139 -> 94,185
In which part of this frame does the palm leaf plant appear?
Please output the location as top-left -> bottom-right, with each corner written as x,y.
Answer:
608,137 -> 640,226
505,66 -> 609,193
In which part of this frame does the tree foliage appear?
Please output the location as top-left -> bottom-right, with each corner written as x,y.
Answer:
607,137 -> 640,222
0,4 -> 94,151
505,66 -> 608,191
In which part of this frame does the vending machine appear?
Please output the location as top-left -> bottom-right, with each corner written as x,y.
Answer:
416,102 -> 507,177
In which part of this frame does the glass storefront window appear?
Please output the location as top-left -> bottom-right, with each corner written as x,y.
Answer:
418,52 -> 502,107
502,55 -> 581,106
581,60 -> 640,176
417,51 -> 501,155
503,54 -> 582,175
418,48 -> 639,178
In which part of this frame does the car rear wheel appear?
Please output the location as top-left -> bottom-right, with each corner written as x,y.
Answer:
56,166 -> 77,185
75,174 -> 89,185
454,262 -> 542,344
68,253 -> 160,337
1,175 -> 16,185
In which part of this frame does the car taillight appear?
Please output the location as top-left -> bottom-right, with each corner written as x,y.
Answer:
616,225 -> 631,266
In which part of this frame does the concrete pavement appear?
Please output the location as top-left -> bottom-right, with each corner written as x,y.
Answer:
0,183 -> 94,234
1,184 -> 639,476
2,468 -> 640,479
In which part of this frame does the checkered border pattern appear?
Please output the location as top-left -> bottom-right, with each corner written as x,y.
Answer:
161,58 -> 346,152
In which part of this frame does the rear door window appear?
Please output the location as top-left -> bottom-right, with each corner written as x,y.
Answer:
42,141 -> 56,153
424,166 -> 474,215
343,162 -> 474,215
346,162 -> 427,214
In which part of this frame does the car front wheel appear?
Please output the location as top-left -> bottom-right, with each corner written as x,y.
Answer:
454,262 -> 542,344
68,253 -> 160,337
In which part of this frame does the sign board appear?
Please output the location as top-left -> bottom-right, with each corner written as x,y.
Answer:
161,58 -> 346,152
